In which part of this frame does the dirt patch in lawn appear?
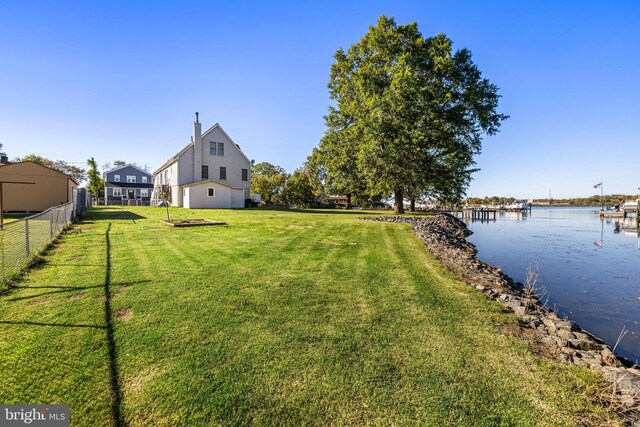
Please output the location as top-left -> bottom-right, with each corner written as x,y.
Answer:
96,283 -> 131,301
113,307 -> 133,321
27,297 -> 52,306
123,366 -> 161,395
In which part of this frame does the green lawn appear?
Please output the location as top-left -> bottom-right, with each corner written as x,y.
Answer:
0,207 -> 619,426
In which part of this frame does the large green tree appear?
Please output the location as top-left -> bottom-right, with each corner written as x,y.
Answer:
250,162 -> 288,205
286,168 -> 318,208
315,113 -> 369,209
325,16 -> 507,213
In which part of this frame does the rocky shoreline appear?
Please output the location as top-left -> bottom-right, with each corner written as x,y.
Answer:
361,214 -> 639,424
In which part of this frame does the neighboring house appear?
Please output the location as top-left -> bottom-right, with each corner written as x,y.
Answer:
153,114 -> 252,208
0,161 -> 78,212
103,164 -> 153,206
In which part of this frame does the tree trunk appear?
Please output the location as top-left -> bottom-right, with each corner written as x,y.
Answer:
346,193 -> 352,210
394,190 -> 404,215
410,196 -> 416,212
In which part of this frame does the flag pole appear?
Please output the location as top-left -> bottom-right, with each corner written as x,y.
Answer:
601,182 -> 604,211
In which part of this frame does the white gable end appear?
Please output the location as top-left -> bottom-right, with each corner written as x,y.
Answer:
152,117 -> 252,208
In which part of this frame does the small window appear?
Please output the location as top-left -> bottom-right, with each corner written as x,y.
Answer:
242,169 -> 248,181
217,142 -> 224,156
141,189 -> 149,197
220,167 -> 226,180
202,165 -> 209,180
207,187 -> 215,198
113,188 -> 122,197
142,176 -> 148,183
126,175 -> 136,183
209,141 -> 216,155
114,174 -> 120,182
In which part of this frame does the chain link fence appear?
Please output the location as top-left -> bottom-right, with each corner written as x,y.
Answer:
0,188 -> 93,288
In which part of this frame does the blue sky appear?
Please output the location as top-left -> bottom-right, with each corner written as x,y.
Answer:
1,1 -> 638,198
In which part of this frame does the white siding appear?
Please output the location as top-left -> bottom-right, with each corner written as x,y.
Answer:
154,161 -> 181,206
154,123 -> 251,209
200,126 -> 251,194
178,145 -> 194,185
231,188 -> 244,208
184,182 -> 232,208
183,187 -> 191,208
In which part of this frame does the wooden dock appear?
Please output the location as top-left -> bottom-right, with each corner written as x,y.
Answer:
601,201 -> 639,224
440,206 -> 532,222
460,208 -> 497,221
600,201 -> 640,226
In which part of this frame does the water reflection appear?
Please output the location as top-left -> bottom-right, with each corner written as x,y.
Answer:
597,217 -> 640,249
465,207 -> 640,363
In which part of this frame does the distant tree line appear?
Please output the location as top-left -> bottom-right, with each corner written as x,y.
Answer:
466,195 -> 637,207
533,195 -> 636,206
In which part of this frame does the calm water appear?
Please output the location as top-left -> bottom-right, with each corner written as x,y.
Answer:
465,206 -> 640,362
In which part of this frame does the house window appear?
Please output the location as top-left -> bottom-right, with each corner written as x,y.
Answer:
164,170 -> 168,183
202,165 -> 209,180
113,188 -> 122,197
142,176 -> 148,183
242,169 -> 248,181
141,189 -> 148,197
210,142 -> 224,156
114,175 -> 120,182
220,167 -> 226,180
207,187 -> 215,197
126,175 -> 136,183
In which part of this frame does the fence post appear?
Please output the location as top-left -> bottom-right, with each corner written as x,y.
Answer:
25,218 -> 30,257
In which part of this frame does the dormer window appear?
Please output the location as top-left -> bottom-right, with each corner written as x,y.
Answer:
126,175 -> 136,183
114,175 -> 120,182
142,176 -> 148,183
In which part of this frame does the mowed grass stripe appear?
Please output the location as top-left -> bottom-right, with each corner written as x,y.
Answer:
0,220 -> 114,425
384,218 -> 613,425
0,207 -> 620,426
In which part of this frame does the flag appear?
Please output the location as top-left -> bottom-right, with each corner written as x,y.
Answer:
593,182 -> 602,189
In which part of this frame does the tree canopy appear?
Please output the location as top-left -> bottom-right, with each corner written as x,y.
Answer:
250,162 -> 288,204
102,160 -> 149,171
14,153 -> 87,183
286,167 -> 322,208
86,157 -> 104,198
318,16 -> 507,213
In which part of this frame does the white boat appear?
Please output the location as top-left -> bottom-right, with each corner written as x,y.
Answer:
502,200 -> 529,210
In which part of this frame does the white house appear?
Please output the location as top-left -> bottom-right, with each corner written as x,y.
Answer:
152,114 -> 252,208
